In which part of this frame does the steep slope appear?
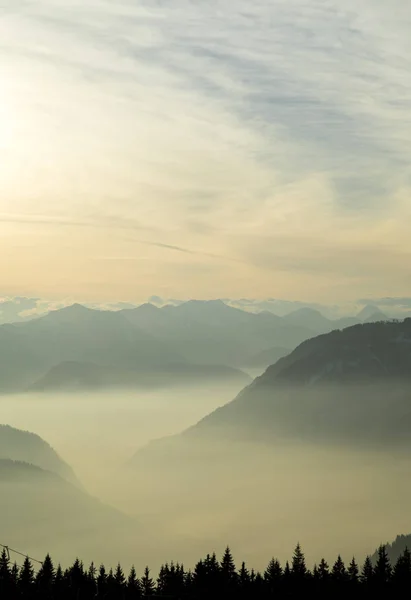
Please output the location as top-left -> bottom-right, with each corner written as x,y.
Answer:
131,320 -> 411,466
0,425 -> 80,487
185,319 -> 411,443
29,360 -> 251,392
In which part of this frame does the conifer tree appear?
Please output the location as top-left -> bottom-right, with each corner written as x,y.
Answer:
254,571 -> 264,594
264,557 -> 282,594
97,564 -> 108,598
54,564 -> 65,599
19,556 -> 35,598
283,561 -> 291,582
0,547 -> 11,596
374,544 -> 392,585
85,562 -> 97,598
184,568 -> 194,594
318,558 -> 330,582
332,555 -> 347,582
140,566 -> 155,597
36,554 -> 55,599
114,563 -> 126,585
291,543 -> 307,578
348,557 -> 359,584
126,565 -> 142,599
156,564 -> 168,595
392,547 -> 411,591
221,546 -> 237,586
361,556 -> 373,585
239,560 -> 251,593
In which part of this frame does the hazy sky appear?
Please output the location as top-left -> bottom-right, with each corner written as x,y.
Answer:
1,0 -> 410,302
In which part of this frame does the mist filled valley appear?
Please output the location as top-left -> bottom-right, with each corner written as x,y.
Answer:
2,302 -> 411,576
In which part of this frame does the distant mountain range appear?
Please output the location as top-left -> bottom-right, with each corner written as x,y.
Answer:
0,300 -> 395,392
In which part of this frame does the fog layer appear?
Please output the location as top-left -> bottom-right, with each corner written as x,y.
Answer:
1,382 -> 410,571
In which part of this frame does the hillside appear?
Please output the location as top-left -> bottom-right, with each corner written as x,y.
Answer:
185,319 -> 411,443
0,458 -> 138,567
29,360 -> 251,392
131,320 -> 411,467
0,424 -> 80,486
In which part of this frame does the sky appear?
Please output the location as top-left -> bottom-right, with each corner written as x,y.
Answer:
0,0 -> 410,303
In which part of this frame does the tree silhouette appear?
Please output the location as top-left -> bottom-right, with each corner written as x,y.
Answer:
374,544 -> 392,585
19,556 -> 35,599
221,546 -> 237,592
348,557 -> 359,584
1,542 -> 408,598
291,542 -> 307,588
392,547 -> 411,588
318,558 -> 330,582
361,556 -> 373,585
0,547 -> 11,597
36,554 -> 55,599
140,566 -> 155,597
332,555 -> 347,583
97,564 -> 108,598
126,565 -> 142,599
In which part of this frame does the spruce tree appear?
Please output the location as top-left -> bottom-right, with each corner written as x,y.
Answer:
54,564 -> 65,599
393,547 -> 411,588
126,565 -> 142,599
361,556 -> 373,585
318,558 -> 330,582
86,562 -> 97,598
140,566 -> 155,597
97,564 -> 108,598
221,546 -> 237,588
0,547 -> 11,596
348,557 -> 359,584
239,561 -> 251,593
19,556 -> 35,598
36,554 -> 55,599
156,564 -> 168,595
264,557 -> 282,595
374,544 -> 392,585
115,563 -> 126,585
332,555 -> 347,583
291,543 -> 307,579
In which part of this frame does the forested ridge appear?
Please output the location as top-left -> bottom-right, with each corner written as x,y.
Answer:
0,543 -> 408,599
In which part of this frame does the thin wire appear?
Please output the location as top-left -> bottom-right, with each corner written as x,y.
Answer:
0,543 -> 43,565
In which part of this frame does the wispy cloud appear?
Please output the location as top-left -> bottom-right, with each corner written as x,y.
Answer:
0,0 -> 410,300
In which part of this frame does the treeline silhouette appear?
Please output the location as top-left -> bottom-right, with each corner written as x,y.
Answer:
0,543 -> 409,599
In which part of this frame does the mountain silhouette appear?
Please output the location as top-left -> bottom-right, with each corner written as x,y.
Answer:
0,424 -> 80,487
29,360 -> 251,392
131,319 -> 411,471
